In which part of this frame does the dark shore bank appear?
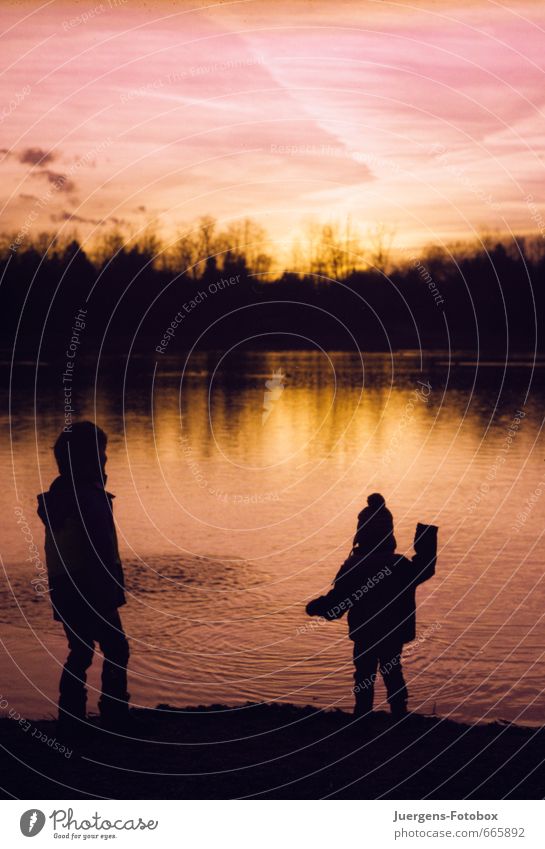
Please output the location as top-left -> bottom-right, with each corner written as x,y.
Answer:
1,704 -> 544,799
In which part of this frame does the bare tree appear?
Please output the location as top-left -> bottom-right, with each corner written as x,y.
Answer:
221,217 -> 272,275
133,226 -> 163,265
366,223 -> 396,274
92,227 -> 128,266
195,215 -> 217,268
295,217 -> 364,280
170,228 -> 199,277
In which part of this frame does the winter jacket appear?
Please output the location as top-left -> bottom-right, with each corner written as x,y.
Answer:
37,475 -> 125,621
307,523 -> 437,645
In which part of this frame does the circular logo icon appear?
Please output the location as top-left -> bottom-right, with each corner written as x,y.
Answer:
20,810 -> 46,837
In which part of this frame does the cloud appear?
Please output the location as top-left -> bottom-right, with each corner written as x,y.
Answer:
31,169 -> 76,193
19,147 -> 56,166
50,211 -> 126,227
50,211 -> 103,225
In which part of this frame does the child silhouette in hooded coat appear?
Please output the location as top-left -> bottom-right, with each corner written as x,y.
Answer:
37,422 -> 129,734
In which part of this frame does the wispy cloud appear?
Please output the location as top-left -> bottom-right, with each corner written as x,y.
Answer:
19,146 -> 56,166
31,169 -> 76,193
0,0 -> 542,245
50,210 -> 102,225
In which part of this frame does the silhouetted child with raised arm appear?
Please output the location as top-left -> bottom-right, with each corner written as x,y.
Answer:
307,517 -> 437,722
37,422 -> 130,736
352,492 -> 397,555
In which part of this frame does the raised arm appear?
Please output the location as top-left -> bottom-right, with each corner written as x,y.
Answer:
411,523 -> 438,586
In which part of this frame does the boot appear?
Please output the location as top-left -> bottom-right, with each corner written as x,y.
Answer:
390,700 -> 408,721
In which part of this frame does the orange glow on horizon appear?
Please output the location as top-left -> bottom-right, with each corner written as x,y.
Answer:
1,0 -> 544,261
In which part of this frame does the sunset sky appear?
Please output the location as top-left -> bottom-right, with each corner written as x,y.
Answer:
1,0 -> 544,260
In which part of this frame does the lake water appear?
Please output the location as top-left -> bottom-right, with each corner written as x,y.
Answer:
2,350 -> 545,724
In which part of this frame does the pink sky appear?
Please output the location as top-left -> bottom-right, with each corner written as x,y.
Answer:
1,0 -> 544,260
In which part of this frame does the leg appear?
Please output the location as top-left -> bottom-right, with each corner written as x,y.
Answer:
352,641 -> 379,716
96,610 -> 130,727
378,643 -> 408,718
59,623 -> 95,724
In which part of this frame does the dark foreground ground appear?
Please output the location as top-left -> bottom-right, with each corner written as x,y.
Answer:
1,704 -> 544,799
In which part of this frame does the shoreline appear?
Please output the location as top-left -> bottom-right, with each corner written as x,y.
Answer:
1,703 -> 544,799
1,623 -> 543,729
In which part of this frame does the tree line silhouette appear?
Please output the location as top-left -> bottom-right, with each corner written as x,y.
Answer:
1,216 -> 543,362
